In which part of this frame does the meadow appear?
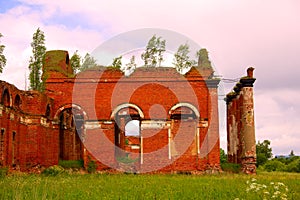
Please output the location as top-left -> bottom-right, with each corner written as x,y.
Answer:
0,171 -> 299,199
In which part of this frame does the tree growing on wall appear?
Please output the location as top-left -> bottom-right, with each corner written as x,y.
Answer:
125,55 -> 137,71
111,56 -> 122,69
173,43 -> 196,73
0,33 -> 6,73
141,35 -> 166,67
256,140 -> 273,167
28,28 -> 46,91
70,50 -> 81,73
70,51 -> 97,73
80,53 -> 97,71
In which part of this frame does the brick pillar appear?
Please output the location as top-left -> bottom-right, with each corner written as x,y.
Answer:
240,67 -> 256,174
226,92 -> 237,163
206,79 -> 220,169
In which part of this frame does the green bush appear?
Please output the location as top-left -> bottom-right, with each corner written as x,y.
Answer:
221,163 -> 241,173
42,165 -> 65,176
116,156 -> 138,164
0,167 -> 8,178
283,158 -> 300,173
59,160 -> 84,169
263,160 -> 285,172
87,160 -> 97,173
256,153 -> 268,167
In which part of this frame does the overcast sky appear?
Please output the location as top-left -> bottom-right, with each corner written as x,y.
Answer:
0,0 -> 299,155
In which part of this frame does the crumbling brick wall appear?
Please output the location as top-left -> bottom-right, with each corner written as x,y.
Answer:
226,67 -> 256,174
0,50 -> 221,173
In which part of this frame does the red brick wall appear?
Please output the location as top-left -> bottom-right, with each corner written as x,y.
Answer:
0,50 -> 222,173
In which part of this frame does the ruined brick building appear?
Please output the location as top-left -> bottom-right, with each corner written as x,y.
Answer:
226,67 -> 256,174
0,50 -> 256,173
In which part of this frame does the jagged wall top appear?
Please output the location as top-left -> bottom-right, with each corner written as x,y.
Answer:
43,50 -> 74,77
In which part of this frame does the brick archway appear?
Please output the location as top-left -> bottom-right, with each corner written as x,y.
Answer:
112,104 -> 143,172
54,103 -> 88,121
54,104 -> 87,161
110,103 -> 144,120
169,102 -> 200,118
1,88 -> 12,107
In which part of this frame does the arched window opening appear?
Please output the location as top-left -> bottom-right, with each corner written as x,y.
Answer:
59,108 -> 84,161
45,104 -> 51,118
125,120 -> 140,137
113,105 -> 142,168
2,89 -> 10,107
14,94 -> 21,109
66,54 -> 69,65
170,106 -> 197,120
74,114 -> 84,131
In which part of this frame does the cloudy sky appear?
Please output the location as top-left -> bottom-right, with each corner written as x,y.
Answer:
0,0 -> 299,155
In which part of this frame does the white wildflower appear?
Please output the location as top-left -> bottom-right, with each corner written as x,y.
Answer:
274,191 -> 281,195
278,182 -> 285,186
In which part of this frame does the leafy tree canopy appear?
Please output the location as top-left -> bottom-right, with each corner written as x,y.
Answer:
256,140 -> 272,167
80,53 -> 97,72
125,55 -> 137,72
70,50 -> 81,73
0,33 -> 6,73
111,56 -> 122,69
220,148 -> 227,164
141,35 -> 166,67
173,43 -> 196,73
28,28 -> 46,91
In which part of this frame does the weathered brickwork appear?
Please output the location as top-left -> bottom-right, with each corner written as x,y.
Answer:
226,67 -> 256,174
0,50 -> 256,174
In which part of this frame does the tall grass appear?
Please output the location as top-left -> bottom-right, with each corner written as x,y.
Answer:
0,172 -> 299,199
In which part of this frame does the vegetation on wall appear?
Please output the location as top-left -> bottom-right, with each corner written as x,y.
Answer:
66,34 -> 214,76
70,50 -> 81,73
173,43 -> 196,73
141,35 -> 166,67
111,56 -> 122,69
197,48 -> 213,70
70,52 -> 97,73
125,55 -> 137,72
28,28 -> 46,91
0,33 -> 6,73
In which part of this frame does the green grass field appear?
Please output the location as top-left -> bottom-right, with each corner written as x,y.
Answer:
0,171 -> 299,199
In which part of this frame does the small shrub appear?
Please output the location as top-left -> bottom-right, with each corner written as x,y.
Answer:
256,153 -> 268,167
263,160 -> 286,172
221,163 -> 241,173
59,160 -> 84,169
116,156 -> 138,164
87,160 -> 97,173
285,158 -> 300,172
0,167 -> 8,178
42,165 -> 65,176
